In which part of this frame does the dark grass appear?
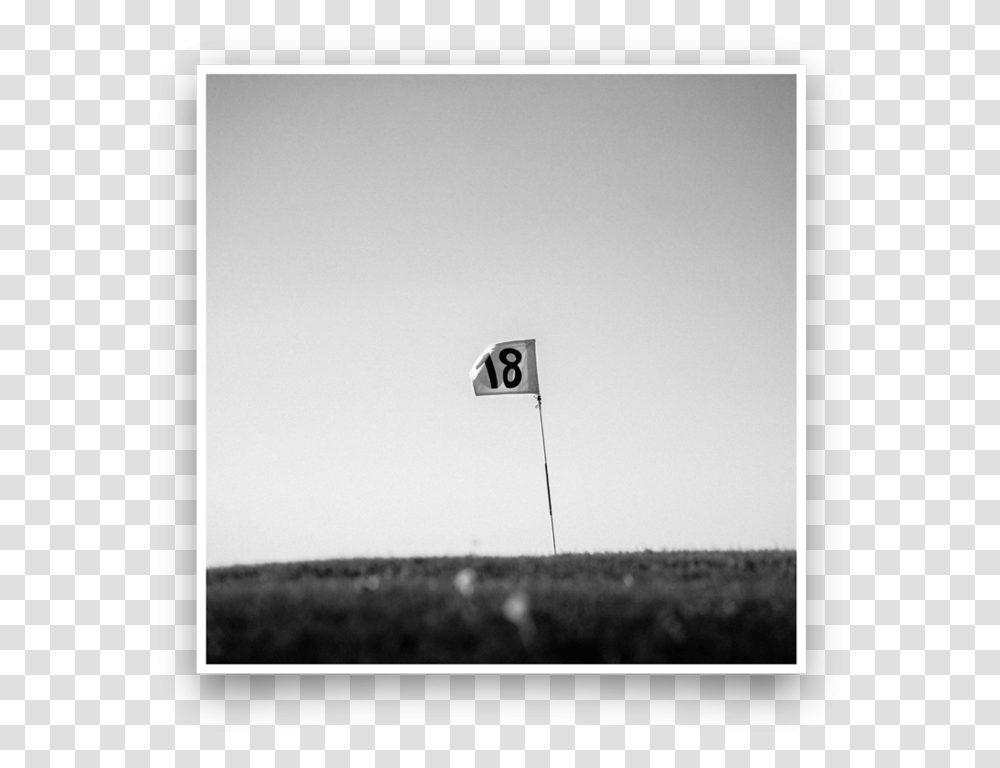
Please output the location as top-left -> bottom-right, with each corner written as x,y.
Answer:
206,550 -> 796,665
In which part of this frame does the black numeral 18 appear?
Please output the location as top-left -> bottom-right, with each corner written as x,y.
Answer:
483,347 -> 522,389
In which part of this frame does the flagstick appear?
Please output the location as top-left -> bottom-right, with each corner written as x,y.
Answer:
535,395 -> 557,555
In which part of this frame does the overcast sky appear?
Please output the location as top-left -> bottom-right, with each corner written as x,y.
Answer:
205,71 -> 797,567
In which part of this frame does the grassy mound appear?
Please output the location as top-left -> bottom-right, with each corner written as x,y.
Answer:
206,550 -> 796,665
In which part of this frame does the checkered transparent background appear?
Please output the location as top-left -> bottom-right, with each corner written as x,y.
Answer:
1,0 -> 997,764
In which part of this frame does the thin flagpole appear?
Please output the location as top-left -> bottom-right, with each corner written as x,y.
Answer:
535,394 -> 557,555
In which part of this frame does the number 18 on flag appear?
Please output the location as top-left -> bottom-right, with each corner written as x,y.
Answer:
469,339 -> 540,396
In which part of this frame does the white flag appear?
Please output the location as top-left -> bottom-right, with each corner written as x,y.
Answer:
469,339 -> 540,396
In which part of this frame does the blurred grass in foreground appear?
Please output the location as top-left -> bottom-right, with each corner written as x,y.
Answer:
206,550 -> 796,665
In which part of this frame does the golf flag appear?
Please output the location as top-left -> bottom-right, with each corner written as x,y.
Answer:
470,338 -> 556,553
470,339 -> 539,396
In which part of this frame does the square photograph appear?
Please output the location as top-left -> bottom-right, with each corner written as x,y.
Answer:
197,66 -> 804,672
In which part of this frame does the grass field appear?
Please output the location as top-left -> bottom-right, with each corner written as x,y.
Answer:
206,550 -> 796,665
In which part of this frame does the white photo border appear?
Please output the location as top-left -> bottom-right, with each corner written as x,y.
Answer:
195,64 -> 807,675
